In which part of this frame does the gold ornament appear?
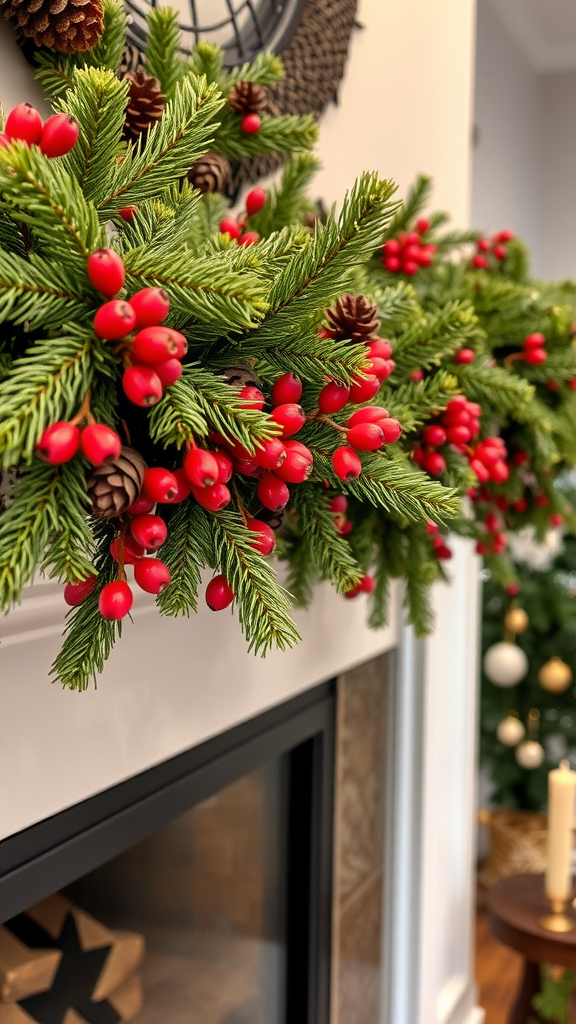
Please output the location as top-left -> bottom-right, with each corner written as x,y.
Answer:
538,657 -> 573,694
504,606 -> 529,635
497,713 -> 526,747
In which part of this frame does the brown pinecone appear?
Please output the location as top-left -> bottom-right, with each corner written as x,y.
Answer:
326,294 -> 380,344
122,71 -> 166,144
228,81 -> 268,116
188,152 -> 231,194
87,447 -> 147,519
222,361 -> 262,390
4,0 -> 104,53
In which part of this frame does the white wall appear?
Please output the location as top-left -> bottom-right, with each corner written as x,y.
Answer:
540,71 -> 576,281
472,0 -> 542,269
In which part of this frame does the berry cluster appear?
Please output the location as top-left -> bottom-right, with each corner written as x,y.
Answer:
426,521 -> 452,561
1,103 -> 78,158
413,395 -> 482,477
475,508 -> 507,557
471,229 -> 513,270
219,186 -> 267,247
331,406 -> 402,481
328,494 -> 353,538
521,332 -> 547,365
381,219 -> 436,276
468,436 -> 509,485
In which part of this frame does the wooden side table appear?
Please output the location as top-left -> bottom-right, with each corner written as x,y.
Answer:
487,874 -> 576,1024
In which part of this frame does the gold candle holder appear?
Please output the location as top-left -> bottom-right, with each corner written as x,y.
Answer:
540,894 -> 576,933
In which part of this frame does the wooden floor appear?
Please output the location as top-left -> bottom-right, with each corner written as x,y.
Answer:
475,892 -> 523,1024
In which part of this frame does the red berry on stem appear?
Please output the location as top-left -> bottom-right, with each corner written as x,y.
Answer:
144,467 -> 178,502
132,326 -> 186,364
80,423 -> 122,465
39,113 -> 79,157
129,287 -> 170,328
119,207 -> 136,222
492,244 -> 506,261
379,418 -> 402,443
155,358 -> 182,387
257,473 -> 290,510
206,575 -> 234,611
426,521 -> 439,535
239,385 -> 265,410
245,187 -> 267,216
383,239 -> 400,257
332,446 -> 362,480
184,448 -> 219,488
360,573 -> 375,594
165,468 -> 192,503
477,238 -> 491,252
36,421 -> 80,464
422,425 -> 446,447
241,114 -> 261,133
506,583 -> 520,597
134,557 -> 171,594
551,513 -> 564,527
346,407 -> 389,428
455,348 -> 475,364
446,425 -> 472,445
110,534 -> 144,564
5,103 -> 43,145
472,255 -> 488,269
234,456 -> 259,476
123,365 -> 163,407
329,495 -> 348,513
99,580 -> 133,619
384,257 -> 400,273
271,373 -> 302,406
513,498 -> 528,513
423,451 -> 446,476
193,482 -> 231,512
220,218 -> 241,238
494,229 -> 514,243
318,381 -> 350,414
275,445 -> 313,483
63,574 -> 97,606
524,347 -> 547,365
412,368 -> 425,382
349,374 -> 381,404
489,460 -> 509,483
417,218 -> 430,235
213,449 -> 234,483
523,332 -> 545,349
246,518 -> 276,555
367,356 -> 389,380
94,300 -> 136,339
535,493 -> 549,508
347,422 -> 384,452
436,544 -> 452,560
271,403 -> 306,438
130,514 -> 167,551
254,437 -> 287,470
238,231 -> 260,246
125,493 -> 155,517
87,248 -> 125,298
367,338 -> 393,359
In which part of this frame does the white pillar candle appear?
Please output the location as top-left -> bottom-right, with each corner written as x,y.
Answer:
546,760 -> 576,902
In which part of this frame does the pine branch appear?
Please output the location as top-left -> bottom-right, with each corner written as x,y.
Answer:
59,68 -> 128,207
456,363 -> 534,416
384,174 -> 432,237
0,249 -> 90,330
249,153 -> 321,235
402,527 -> 438,635
156,499 -> 208,615
144,7 -> 187,100
392,300 -> 482,374
214,110 -> 318,162
290,486 -> 363,593
203,505 -> 301,654
223,51 -> 285,89
385,372 -> 459,433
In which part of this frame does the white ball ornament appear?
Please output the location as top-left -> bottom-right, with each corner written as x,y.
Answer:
484,642 -> 529,687
515,740 -> 545,770
497,715 -> 526,747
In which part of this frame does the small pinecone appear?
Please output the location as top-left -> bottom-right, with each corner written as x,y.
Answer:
258,507 -> 285,532
222,361 -> 262,390
87,447 -> 147,519
326,294 -> 381,344
4,0 -> 104,53
118,42 -> 145,78
188,152 -> 231,194
228,81 -> 268,116
122,71 -> 166,144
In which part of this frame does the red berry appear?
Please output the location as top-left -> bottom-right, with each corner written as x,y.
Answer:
535,493 -> 549,508
489,460 -> 509,483
132,326 -> 187,364
275,444 -> 313,483
129,287 -> 170,328
455,348 -> 475,364
472,255 -> 488,269
39,113 -> 78,157
360,573 -> 375,594
184,448 -> 219,488
254,437 -> 287,470
402,260 -> 418,276
347,422 -> 384,451
270,403 -> 306,438
63,574 -> 97,606
524,347 -> 547,363
567,378 -> 576,390
485,511 -> 501,533
234,457 -> 259,476
345,406 -> 390,429
110,534 -> 144,564
506,583 -> 520,597
546,380 -> 559,391
551,513 -> 564,527
155,358 -> 182,387
94,299 -> 136,339
271,373 -> 302,406
383,239 -> 400,257
344,583 -> 363,599
426,521 -> 439,536
257,473 -> 290,511
134,557 -> 171,594
380,418 -> 402,443
239,385 -> 265,410
123,365 -> 163,407
246,518 -> 276,555
36,421 -> 80,464
213,449 -> 234,483
245,187 -> 267,216
477,238 -> 491,252
495,496 -> 509,512
80,423 -> 121,465
446,425 -> 471,445
476,541 -> 488,556
512,450 -> 528,466
238,231 -> 260,246
5,103 -> 43,145
523,332 -> 546,349
367,356 -> 389,379
206,575 -> 234,610
130,514 -> 167,551
417,218 -> 430,234
193,482 -> 231,512
332,446 -> 362,481
125,493 -> 155,516
493,533 -> 507,554
513,498 -> 528,512
494,230 -> 514,243
318,381 -> 350,414
98,580 -> 133,619
423,451 -> 446,476
446,395 -> 468,413
329,495 -> 348,513
87,248 -> 125,298
166,467 -> 192,503
422,425 -> 446,447
349,374 -> 380,404
144,467 -> 178,502
367,338 -> 393,359
119,207 -> 136,221
384,257 -> 401,273
436,544 -> 452,560
492,244 -> 506,261
411,369 -> 425,382
219,218 -> 241,238
241,114 -> 261,133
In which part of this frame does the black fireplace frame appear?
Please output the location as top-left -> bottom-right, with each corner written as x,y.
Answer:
0,680 -> 336,1024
